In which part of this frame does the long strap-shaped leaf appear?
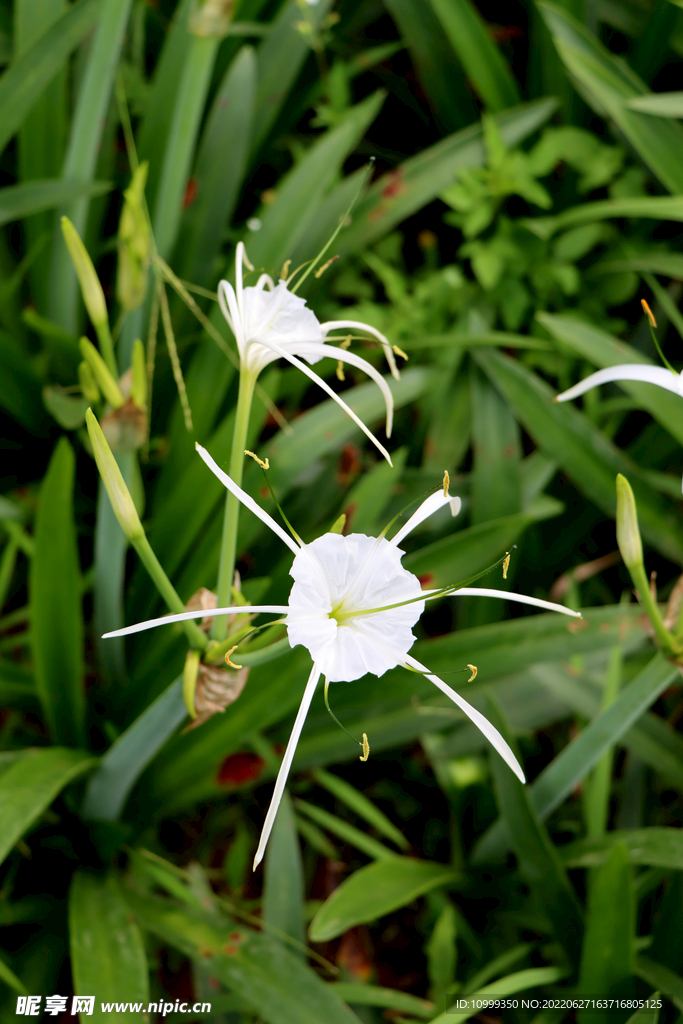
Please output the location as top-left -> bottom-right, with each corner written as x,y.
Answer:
0,0 -> 101,156
471,652 -> 678,863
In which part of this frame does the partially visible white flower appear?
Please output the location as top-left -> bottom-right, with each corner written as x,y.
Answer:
555,364 -> 683,489
105,443 -> 581,869
218,243 -> 399,462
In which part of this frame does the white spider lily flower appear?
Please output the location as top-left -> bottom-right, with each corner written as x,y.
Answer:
556,364 -> 683,490
104,443 -> 581,868
218,243 -> 398,463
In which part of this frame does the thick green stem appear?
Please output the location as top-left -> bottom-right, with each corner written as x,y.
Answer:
630,562 -> 679,655
211,368 -> 257,639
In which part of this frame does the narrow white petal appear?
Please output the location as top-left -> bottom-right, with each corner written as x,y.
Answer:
320,319 -> 400,380
253,663 -> 321,869
290,341 -> 394,437
556,364 -> 682,403
405,654 -> 525,783
453,587 -> 582,617
196,443 -> 301,555
252,338 -> 393,465
103,605 -> 290,639
390,491 -> 460,548
218,280 -> 246,356
255,273 -> 275,291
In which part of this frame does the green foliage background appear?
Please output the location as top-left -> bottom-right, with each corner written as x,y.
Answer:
2,0 -> 683,1018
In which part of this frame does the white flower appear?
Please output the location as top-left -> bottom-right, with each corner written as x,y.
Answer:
555,364 -> 683,489
105,443 -> 581,868
218,243 -> 399,463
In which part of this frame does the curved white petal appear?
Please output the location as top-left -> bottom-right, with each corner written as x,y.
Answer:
217,280 -> 246,357
405,654 -> 525,783
289,341 -> 395,437
390,491 -> 461,548
102,605 -> 289,639
196,443 -> 301,555
321,319 -> 399,380
253,338 -> 393,466
253,663 -> 321,869
556,364 -> 683,403
453,587 -> 582,617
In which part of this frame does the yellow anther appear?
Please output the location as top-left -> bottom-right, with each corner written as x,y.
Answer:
225,645 -> 243,670
641,298 -> 657,328
314,255 -> 339,279
280,259 -> 291,280
336,360 -> 345,382
502,552 -> 511,579
443,470 -> 450,496
244,450 -> 269,470
359,733 -> 370,762
467,664 -> 477,682
392,344 -> 408,361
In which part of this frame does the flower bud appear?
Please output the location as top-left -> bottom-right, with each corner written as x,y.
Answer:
61,218 -> 112,359
183,648 -> 201,718
188,0 -> 234,36
78,360 -> 100,404
616,474 -> 643,569
117,164 -> 151,312
80,338 -> 125,409
130,339 -> 147,411
86,408 -> 143,540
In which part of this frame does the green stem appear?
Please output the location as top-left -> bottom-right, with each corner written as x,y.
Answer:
130,533 -> 207,651
630,562 -> 678,655
211,368 -> 257,639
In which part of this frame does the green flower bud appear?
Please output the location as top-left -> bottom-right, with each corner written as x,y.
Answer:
616,474 -> 643,569
62,217 -> 116,374
80,338 -> 125,409
188,0 -> 234,37
78,361 -> 100,404
86,408 -> 143,540
130,338 -> 147,411
117,164 -> 151,312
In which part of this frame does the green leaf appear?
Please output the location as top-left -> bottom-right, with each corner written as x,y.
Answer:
485,695 -> 583,967
326,983 -> 434,1018
472,653 -> 678,863
0,179 -> 110,228
308,859 -> 458,943
625,995 -> 660,1024
263,790 -> 305,953
311,767 -> 409,850
470,367 -> 521,526
579,843 -> 634,1021
636,959 -> 683,1013
129,893 -> 363,1024
561,829 -> 683,870
0,0 -> 101,156
48,0 -> 134,331
335,99 -> 558,258
432,968 -> 570,1024
473,348 -> 683,565
0,953 -> 28,996
69,872 -> 148,1022
524,196 -> 683,240
82,676 -> 185,821
252,0 -> 334,152
180,46 -> 255,284
152,35 -> 219,260
0,332 -> 46,433
538,3 -> 683,194
30,437 -> 85,744
463,944 -> 533,995
427,902 -> 457,1012
538,312 -> 683,448
295,798 -> 399,861
0,748 -> 95,866
42,386 -> 88,430
627,93 -> 683,117
428,0 -> 519,111
246,90 -> 386,277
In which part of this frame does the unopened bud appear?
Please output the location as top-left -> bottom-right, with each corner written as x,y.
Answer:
61,217 -> 111,346
330,513 -> 346,534
188,0 -> 234,36
80,338 -> 125,409
616,474 -> 643,569
78,360 -> 100,404
86,408 -> 143,540
183,648 -> 201,718
117,164 -> 151,312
